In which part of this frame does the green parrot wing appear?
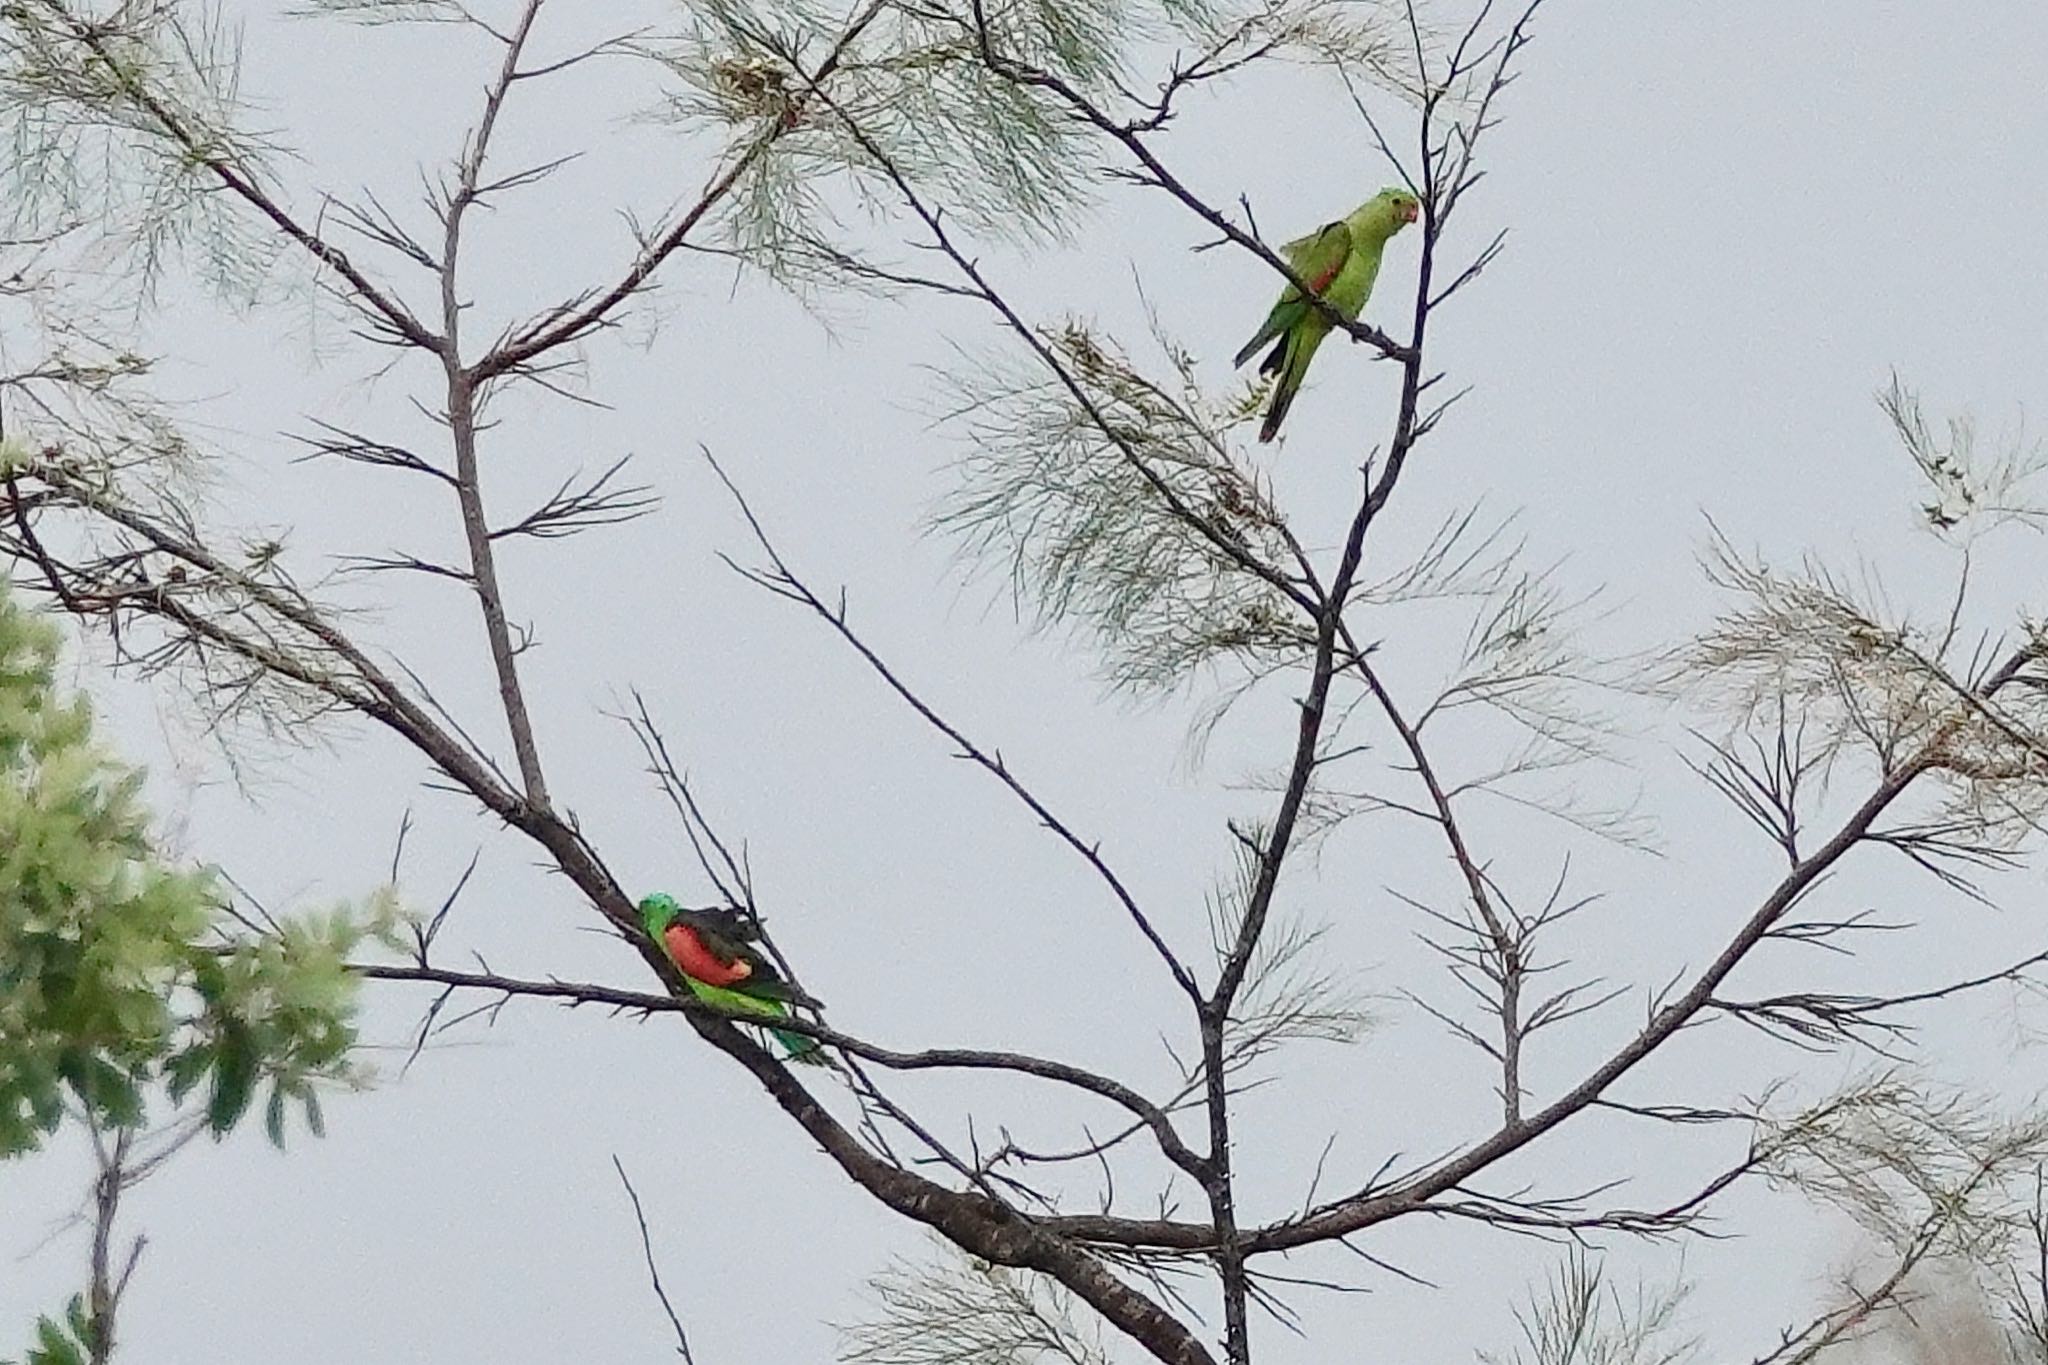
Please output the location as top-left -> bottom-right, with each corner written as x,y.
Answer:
1281,220 -> 1357,287
1233,220 -> 1356,369
684,977 -> 786,1021
685,979 -> 825,1063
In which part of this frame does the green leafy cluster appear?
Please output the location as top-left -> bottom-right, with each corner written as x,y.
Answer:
0,580 -> 376,1156
3,1295 -> 92,1365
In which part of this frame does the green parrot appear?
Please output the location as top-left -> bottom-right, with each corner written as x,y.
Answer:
639,892 -> 824,1064
1233,187 -> 1421,443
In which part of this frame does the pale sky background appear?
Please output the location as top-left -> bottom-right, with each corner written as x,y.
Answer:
5,2 -> 2048,1363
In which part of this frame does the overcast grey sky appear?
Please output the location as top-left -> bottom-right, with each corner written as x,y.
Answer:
5,2 -> 2048,1362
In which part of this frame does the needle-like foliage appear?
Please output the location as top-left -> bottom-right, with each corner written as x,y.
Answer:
1481,1249 -> 1695,1365
0,0 -> 281,299
842,1247 -> 1114,1365
935,320 -> 1303,691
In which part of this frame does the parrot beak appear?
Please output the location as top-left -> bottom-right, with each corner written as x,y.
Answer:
1402,201 -> 1420,224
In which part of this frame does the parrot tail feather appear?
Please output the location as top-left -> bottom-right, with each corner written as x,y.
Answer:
773,1026 -> 827,1065
1257,335 -> 1288,377
1260,365 -> 1300,444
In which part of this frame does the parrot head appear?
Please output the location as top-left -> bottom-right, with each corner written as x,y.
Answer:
1365,187 -> 1422,232
638,892 -> 681,941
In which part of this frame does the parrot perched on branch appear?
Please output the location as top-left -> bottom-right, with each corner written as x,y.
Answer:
1233,187 -> 1421,443
639,893 -> 824,1064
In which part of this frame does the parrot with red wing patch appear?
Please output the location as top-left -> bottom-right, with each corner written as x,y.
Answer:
639,892 -> 823,1064
1234,187 -> 1420,442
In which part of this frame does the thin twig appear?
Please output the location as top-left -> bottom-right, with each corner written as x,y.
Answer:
703,450 -> 1202,1004
613,1156 -> 697,1363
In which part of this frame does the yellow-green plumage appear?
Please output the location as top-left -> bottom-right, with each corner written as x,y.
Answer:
679,977 -> 819,1061
1233,188 -> 1420,443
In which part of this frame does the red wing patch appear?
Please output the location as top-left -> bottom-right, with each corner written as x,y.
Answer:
664,923 -> 752,987
1303,224 -> 1349,293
